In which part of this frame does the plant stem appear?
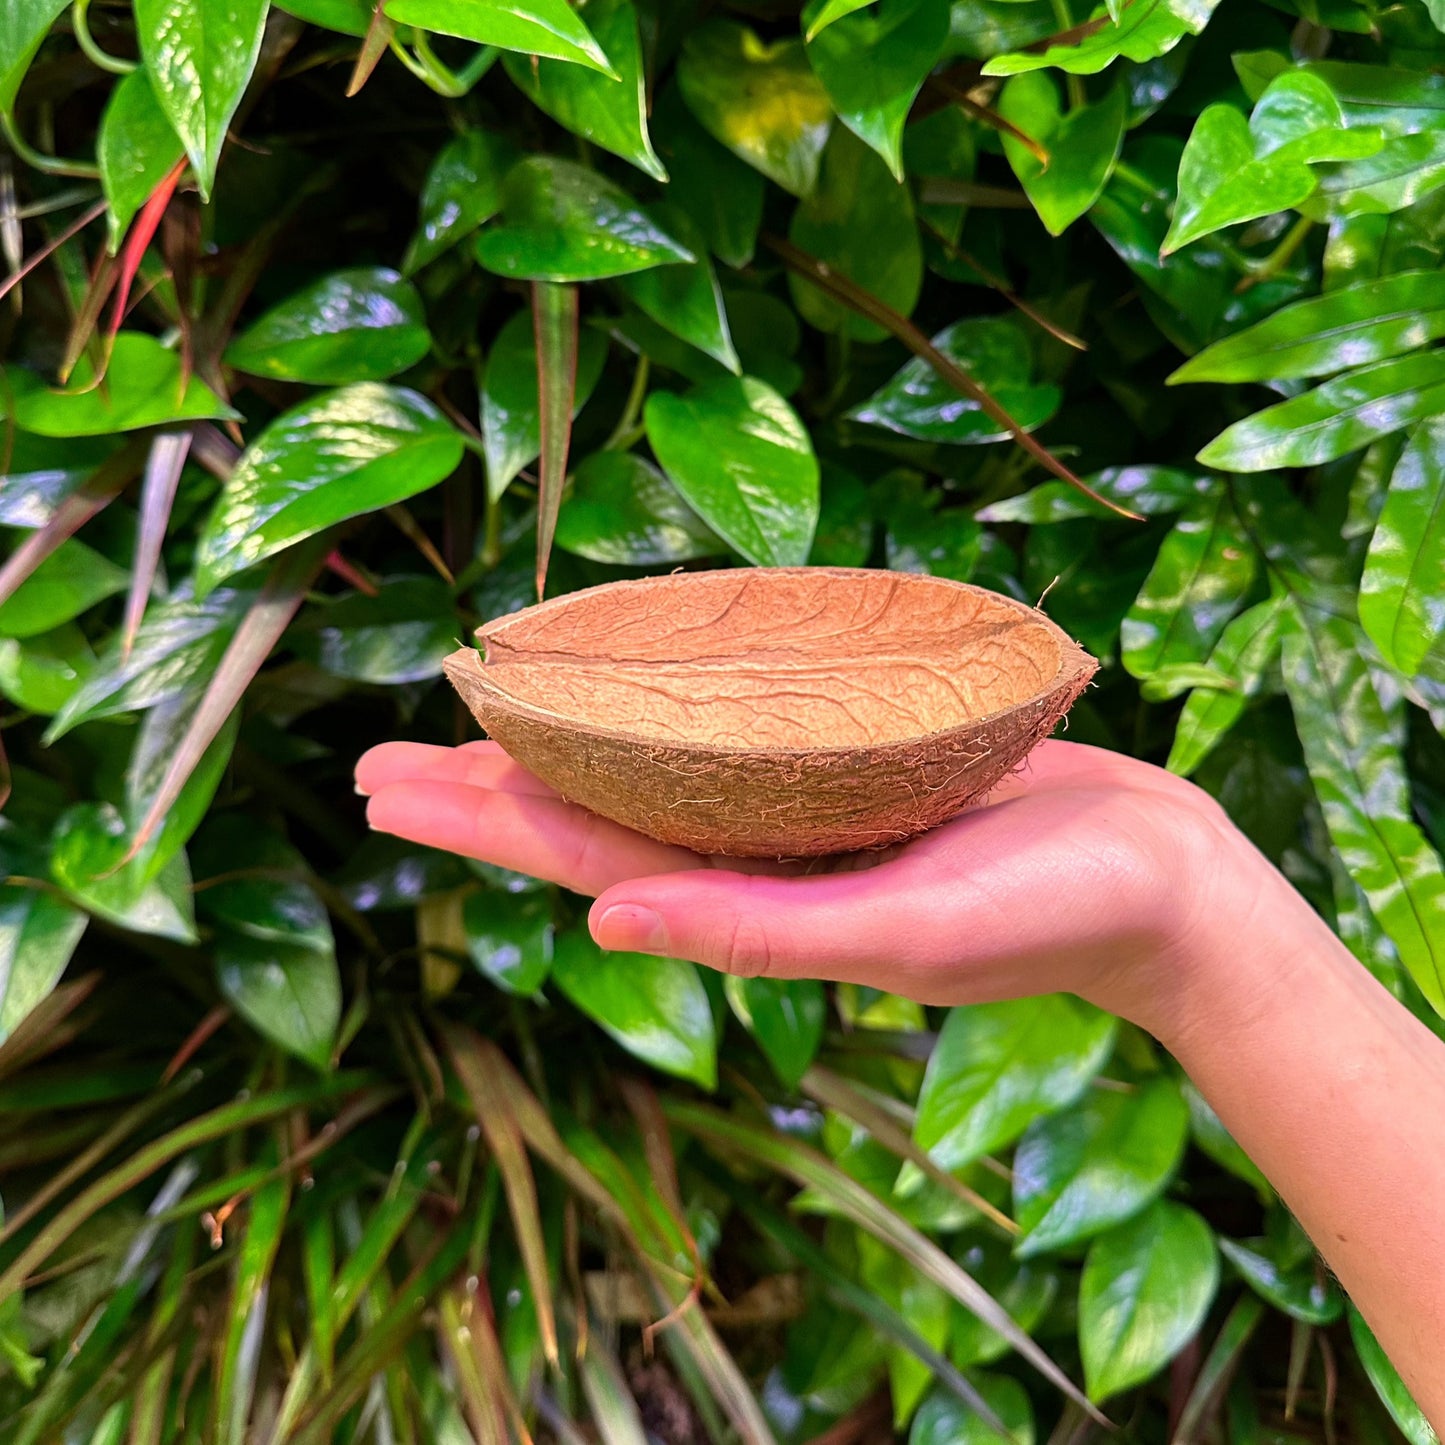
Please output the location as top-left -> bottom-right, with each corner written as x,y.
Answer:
1049,0 -> 1087,109
72,0 -> 137,75
602,353 -> 650,450
1237,214 -> 1313,293
1,115 -> 100,180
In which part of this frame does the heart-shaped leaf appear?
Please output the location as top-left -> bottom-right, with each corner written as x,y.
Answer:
475,156 -> 693,282
677,20 -> 833,197
193,384 -> 464,596
984,0 -> 1223,77
381,0 -> 615,73
288,576 -> 459,684
1,0 -> 70,118
225,268 -> 431,384
463,888 -> 554,995
404,129 -> 516,273
644,375 -> 820,566
724,976 -> 827,1090
218,931 -> 341,1070
98,67 -> 185,252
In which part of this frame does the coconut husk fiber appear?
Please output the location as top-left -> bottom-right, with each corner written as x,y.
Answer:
442,567 -> 1097,858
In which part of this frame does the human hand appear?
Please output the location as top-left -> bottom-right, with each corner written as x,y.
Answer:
356,738 -> 1303,1042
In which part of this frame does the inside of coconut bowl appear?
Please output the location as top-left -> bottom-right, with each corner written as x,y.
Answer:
447,568 -> 1089,749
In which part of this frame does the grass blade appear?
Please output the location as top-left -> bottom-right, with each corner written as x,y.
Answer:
1171,1294 -> 1265,1444
580,1336 -> 649,1445
121,430 -> 192,658
532,279 -> 579,599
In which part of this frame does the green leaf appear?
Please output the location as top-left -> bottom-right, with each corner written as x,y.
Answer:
803,0 -> 876,40
810,465 -> 873,567
910,1373 -> 1035,1445
551,930 -> 716,1088
98,67 -> 185,252
848,317 -> 1060,444
380,0 -> 615,73
133,0 -> 270,200
914,996 -> 1118,1173
475,156 -> 693,282
644,375 -> 820,567
947,1251 -> 1058,1368
1359,417 -> 1445,677
0,540 -> 128,639
1280,603 -> 1445,1013
531,278 -> 577,600
1079,1201 -> 1219,1402
804,0 -> 951,181
275,0 -> 371,32
1197,352 -> 1445,472
0,334 -> 237,437
462,888 -> 554,995
481,308 -> 607,500
619,205 -> 740,371
404,129 -> 516,274
977,466 -> 1211,524
723,976 -> 826,1090
0,876 -> 87,1042
997,75 -> 1126,236
875,472 -> 980,583
502,0 -> 663,182
1182,1077 -> 1271,1194
554,451 -> 723,565
193,818 -> 333,955
1217,1237 -> 1341,1325
1167,594 -> 1288,777
1122,490 -> 1256,679
225,268 -> 431,384
288,576 -> 458,684
1162,74 -> 1384,255
0,627 -> 91,714
1347,1306 -> 1439,1445
1014,1078 -> 1189,1259
983,0 -> 1221,77
0,0 -> 69,118
787,127 -> 923,340
218,932 -> 341,1069
193,384 -> 465,596
1170,271 -> 1445,384
677,20 -> 833,198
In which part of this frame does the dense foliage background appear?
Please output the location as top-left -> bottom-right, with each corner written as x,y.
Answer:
2,0 -> 1444,1437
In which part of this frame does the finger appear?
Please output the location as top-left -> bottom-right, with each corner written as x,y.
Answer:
355,741 -> 557,798
366,779 -> 706,895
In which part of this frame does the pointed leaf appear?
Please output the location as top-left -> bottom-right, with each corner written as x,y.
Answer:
724,976 -> 826,1089
644,375 -> 820,567
803,0 -> 876,39
0,0 -> 69,118
910,1374 -> 1035,1445
98,67 -> 186,253
0,878 -> 87,1043
0,539 -> 127,638
1347,1306 -> 1438,1445
977,466 -> 1211,523
381,0 -> 615,73
1217,1237 -> 1341,1325
983,0 -> 1222,77
193,384 -> 464,596
403,129 -> 516,273
532,279 -> 577,599
462,888 -> 553,995
218,933 -> 340,1068
287,575 -> 458,684
121,430 -> 191,658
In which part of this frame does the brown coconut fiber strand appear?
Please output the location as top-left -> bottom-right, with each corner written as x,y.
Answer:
443,567 -> 1097,858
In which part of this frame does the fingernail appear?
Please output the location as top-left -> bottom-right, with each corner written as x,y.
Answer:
594,904 -> 668,955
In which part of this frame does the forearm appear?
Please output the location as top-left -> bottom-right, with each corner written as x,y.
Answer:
1144,868 -> 1445,1425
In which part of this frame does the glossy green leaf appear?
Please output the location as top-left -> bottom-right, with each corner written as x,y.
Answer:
803,0 -> 875,39
1311,131 -> 1445,220
98,68 -> 185,252
723,976 -> 826,1090
645,375 -> 820,567
1171,271 -> 1445,384
481,308 -> 607,500
909,1373 -> 1034,1445
381,0 -> 615,73
193,384 -> 465,596
193,818 -> 332,955
502,0 -> 663,182
133,0 -> 269,199
1079,1200 -> 1219,1402
1347,1306 -> 1439,1445
0,436 -> 114,528
787,127 -> 922,341
554,451 -> 723,565
804,0 -> 950,180
1359,417 -> 1445,677
1122,490 -> 1256,679
875,472 -> 980,583
677,20 -> 833,198
0,627 -> 90,714
404,129 -> 515,274
1280,603 -> 1445,1012
462,889 -> 553,995
1162,74 -> 1384,255
1197,351 -> 1445,472
0,334 -> 236,437
46,581 -> 255,739
914,996 -> 1118,1173
0,540 -> 127,639
0,0 -> 69,118
810,465 -> 873,567
978,466 -> 1211,524
288,576 -> 458,684
947,1251 -> 1058,1369
275,0 -> 371,32
0,876 -> 87,1042
475,156 -> 692,282
1218,1237 -> 1341,1325
1168,595 -> 1288,777
848,317 -> 1060,444
983,0 -> 1221,77
998,75 -> 1126,236
218,932 -> 341,1069
551,930 -> 716,1088
225,268 -> 431,384
1014,1078 -> 1188,1258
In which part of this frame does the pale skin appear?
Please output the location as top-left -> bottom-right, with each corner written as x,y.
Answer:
356,738 -> 1445,1424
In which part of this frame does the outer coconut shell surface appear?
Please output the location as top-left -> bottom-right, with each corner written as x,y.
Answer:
442,567 -> 1097,858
